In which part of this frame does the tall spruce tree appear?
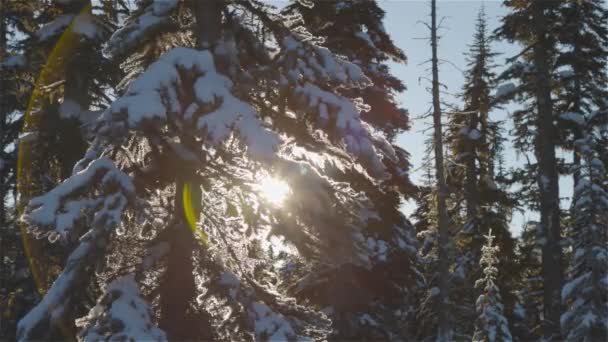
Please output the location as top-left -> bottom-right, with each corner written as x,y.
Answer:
560,111 -> 608,341
496,2 -> 564,339
555,2 -> 607,340
445,8 -> 517,339
15,0 -> 418,340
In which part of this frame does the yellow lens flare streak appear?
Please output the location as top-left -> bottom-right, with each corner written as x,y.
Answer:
182,182 -> 207,245
17,4 -> 92,337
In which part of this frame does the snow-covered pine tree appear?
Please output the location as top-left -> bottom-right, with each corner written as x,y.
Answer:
496,2 -> 564,339
278,1 -> 420,339
472,229 -> 513,342
444,8 -> 517,339
16,0 -> 418,340
560,112 -> 608,341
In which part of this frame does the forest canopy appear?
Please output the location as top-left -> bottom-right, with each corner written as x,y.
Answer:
0,0 -> 606,341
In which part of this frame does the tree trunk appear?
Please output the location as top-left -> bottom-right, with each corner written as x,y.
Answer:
0,0 -> 7,292
158,1 -> 223,339
531,3 -> 563,340
59,0 -> 91,179
430,0 -> 451,339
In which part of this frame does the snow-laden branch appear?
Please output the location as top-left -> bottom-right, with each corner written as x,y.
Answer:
17,158 -> 134,341
76,274 -> 167,341
22,157 -> 134,240
103,0 -> 179,59
108,47 -> 279,159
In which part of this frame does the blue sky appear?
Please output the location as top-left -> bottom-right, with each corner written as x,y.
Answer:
380,0 -> 556,236
380,1 -> 578,237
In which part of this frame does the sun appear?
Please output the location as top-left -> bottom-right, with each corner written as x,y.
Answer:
257,176 -> 290,206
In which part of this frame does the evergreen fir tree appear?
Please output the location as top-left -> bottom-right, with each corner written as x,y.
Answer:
472,229 -> 513,342
15,1 -> 418,340
560,112 -> 608,341
496,2 -> 564,338
444,8 -> 517,339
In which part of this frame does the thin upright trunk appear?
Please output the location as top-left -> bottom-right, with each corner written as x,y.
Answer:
430,0 -> 451,339
531,3 -> 563,340
158,1 -> 223,339
464,112 -> 479,224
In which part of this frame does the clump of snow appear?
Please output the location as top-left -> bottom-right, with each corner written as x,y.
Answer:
359,313 -> 379,326
37,15 -> 74,41
494,82 -> 516,99
561,273 -> 590,301
482,175 -> 498,191
18,132 -> 38,144
252,301 -> 296,341
103,0 -> 178,58
59,99 -> 83,119
355,30 -> 376,49
560,112 -> 585,126
194,66 -> 279,159
77,275 -> 167,341
1,54 -> 26,69
468,129 -> 481,140
72,13 -> 103,40
141,242 -> 170,271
